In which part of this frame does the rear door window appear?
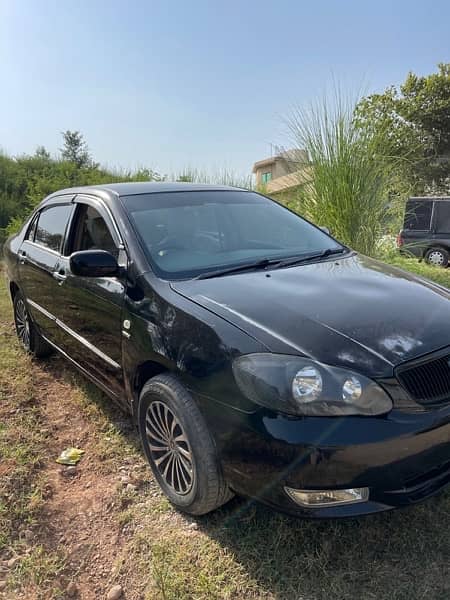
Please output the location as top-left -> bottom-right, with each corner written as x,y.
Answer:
34,204 -> 73,252
434,202 -> 450,233
404,200 -> 433,231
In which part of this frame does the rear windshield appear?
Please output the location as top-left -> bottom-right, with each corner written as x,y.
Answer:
404,200 -> 433,231
121,190 -> 342,279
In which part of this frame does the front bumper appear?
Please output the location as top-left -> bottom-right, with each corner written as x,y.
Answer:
203,399 -> 450,518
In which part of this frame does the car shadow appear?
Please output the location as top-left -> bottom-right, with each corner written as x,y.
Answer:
199,490 -> 450,599
41,356 -> 450,600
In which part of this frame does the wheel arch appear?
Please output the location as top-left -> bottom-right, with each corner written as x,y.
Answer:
426,243 -> 450,252
131,359 -> 168,415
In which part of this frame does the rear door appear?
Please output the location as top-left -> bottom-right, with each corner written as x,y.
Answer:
18,198 -> 75,342
52,195 -> 127,398
431,200 -> 450,248
402,199 -> 434,255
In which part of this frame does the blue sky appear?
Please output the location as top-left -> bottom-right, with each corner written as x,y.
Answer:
1,0 -> 449,176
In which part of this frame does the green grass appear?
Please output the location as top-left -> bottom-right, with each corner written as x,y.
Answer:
381,253 -> 450,288
116,488 -> 450,600
0,270 -> 65,597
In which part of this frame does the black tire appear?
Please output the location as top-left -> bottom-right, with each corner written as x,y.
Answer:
138,373 -> 233,515
425,247 -> 449,267
13,291 -> 53,358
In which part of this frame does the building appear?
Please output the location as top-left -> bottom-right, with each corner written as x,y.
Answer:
252,149 -> 310,198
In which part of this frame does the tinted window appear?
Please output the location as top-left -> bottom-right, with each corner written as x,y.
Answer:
435,202 -> 450,233
72,205 -> 117,255
404,200 -> 433,231
35,205 -> 73,252
123,191 -> 342,279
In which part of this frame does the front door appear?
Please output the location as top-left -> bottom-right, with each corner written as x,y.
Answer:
54,196 -> 126,398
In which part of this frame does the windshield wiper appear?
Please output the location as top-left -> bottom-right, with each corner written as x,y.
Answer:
274,246 -> 349,269
195,257 -> 280,280
195,247 -> 349,280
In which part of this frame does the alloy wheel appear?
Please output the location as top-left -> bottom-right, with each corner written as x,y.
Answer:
15,298 -> 31,350
145,400 -> 195,495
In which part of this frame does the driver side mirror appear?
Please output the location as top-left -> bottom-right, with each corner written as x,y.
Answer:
70,250 -> 119,278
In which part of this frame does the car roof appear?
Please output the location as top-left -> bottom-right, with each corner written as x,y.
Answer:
408,196 -> 450,201
45,181 -> 247,204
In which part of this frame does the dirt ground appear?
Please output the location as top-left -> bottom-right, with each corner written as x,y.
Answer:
0,343 -> 154,598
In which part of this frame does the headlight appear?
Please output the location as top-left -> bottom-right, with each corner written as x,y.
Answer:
232,354 -> 392,417
292,366 -> 322,402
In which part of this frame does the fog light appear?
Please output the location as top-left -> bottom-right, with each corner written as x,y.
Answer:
285,486 -> 369,508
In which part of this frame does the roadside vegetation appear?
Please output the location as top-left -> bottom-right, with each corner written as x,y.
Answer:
283,64 -> 449,255
285,93 -> 397,256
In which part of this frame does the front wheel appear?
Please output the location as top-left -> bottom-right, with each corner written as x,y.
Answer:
13,291 -> 53,358
425,247 -> 449,267
138,373 -> 233,515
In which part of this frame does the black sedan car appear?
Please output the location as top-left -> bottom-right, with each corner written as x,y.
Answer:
4,182 -> 450,518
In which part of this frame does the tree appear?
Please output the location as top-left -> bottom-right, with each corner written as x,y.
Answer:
34,146 -> 51,160
355,63 -> 450,193
60,130 -> 96,168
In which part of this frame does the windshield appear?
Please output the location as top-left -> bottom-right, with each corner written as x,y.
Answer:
122,190 -> 342,279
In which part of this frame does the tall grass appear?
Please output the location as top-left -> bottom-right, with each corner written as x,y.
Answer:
174,167 -> 253,189
286,93 -> 397,256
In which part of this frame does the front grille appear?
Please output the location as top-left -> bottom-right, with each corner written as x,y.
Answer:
396,348 -> 450,406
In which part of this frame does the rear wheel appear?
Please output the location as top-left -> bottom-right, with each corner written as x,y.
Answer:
13,291 -> 53,358
138,373 -> 233,515
425,247 -> 449,267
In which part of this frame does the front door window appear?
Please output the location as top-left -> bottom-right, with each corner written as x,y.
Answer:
71,205 -> 117,256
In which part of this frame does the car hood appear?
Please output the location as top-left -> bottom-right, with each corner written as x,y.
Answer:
171,254 -> 450,377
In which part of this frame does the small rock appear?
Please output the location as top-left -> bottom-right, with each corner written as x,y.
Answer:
23,529 -> 34,541
7,557 -> 18,569
61,466 -> 77,478
106,584 -> 123,600
126,483 -> 137,492
0,581 -> 6,591
119,475 -> 130,484
188,522 -> 198,530
66,581 -> 78,597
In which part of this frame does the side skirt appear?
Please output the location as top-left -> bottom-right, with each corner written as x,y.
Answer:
41,334 -> 131,413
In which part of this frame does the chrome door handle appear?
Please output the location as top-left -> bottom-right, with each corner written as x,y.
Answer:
19,250 -> 27,264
